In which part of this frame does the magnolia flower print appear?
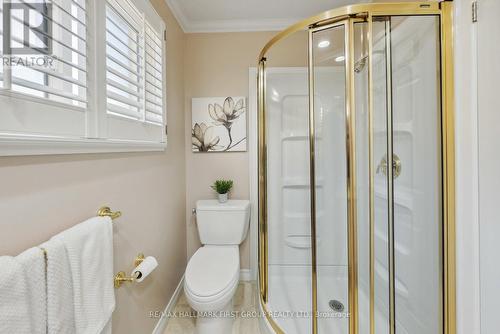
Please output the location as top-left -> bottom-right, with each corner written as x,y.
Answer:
192,122 -> 221,152
208,97 -> 245,151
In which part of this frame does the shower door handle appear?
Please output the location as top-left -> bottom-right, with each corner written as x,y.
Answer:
376,154 -> 402,179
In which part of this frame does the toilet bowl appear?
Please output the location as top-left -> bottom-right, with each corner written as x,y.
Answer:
184,200 -> 250,334
184,246 -> 239,333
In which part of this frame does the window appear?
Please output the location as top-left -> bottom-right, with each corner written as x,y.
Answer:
106,0 -> 143,121
9,1 -> 87,106
104,0 -> 165,143
0,0 -> 166,156
144,21 -> 164,125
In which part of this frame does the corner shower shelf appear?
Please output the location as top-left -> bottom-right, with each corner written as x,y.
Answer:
282,177 -> 324,187
373,121 -> 413,134
374,181 -> 413,210
282,134 -> 307,141
374,259 -> 409,299
283,211 -> 324,220
374,228 -> 410,256
285,235 -> 317,249
281,134 -> 323,141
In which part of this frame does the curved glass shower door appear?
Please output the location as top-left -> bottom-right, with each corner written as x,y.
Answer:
257,3 -> 455,334
371,15 -> 443,334
261,27 -> 312,334
310,23 -> 349,334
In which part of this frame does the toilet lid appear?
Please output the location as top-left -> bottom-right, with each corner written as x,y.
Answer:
185,246 -> 239,298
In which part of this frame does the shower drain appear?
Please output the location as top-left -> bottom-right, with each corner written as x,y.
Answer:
329,299 -> 345,312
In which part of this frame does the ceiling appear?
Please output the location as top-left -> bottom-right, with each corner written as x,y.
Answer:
164,0 -> 367,33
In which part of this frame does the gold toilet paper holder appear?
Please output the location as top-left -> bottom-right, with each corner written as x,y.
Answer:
114,253 -> 145,288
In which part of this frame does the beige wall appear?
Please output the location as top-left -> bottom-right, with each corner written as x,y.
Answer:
0,1 -> 186,333
0,4 -> 310,333
184,32 -> 271,268
184,31 -> 308,269
181,1 -> 436,267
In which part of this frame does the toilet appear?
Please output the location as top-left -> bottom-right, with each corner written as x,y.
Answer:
184,199 -> 250,334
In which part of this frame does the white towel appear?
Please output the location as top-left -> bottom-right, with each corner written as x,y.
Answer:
101,319 -> 112,334
42,238 -> 76,334
0,247 -> 46,334
52,216 -> 115,334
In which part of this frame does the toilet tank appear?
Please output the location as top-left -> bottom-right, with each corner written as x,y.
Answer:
196,200 -> 250,245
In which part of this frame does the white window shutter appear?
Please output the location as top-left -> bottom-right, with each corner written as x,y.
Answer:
9,0 -> 87,106
144,22 -> 164,125
0,0 -> 166,154
0,0 -> 88,139
105,0 -> 166,143
105,0 -> 143,120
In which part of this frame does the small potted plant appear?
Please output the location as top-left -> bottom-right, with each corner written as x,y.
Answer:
211,179 -> 233,203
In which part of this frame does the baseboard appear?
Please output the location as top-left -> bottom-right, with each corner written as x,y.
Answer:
152,270 -> 252,333
152,274 -> 185,334
240,269 -> 252,281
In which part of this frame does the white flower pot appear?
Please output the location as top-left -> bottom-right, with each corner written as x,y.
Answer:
218,193 -> 228,203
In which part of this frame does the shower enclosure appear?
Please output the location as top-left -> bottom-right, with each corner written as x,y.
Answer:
257,3 -> 455,334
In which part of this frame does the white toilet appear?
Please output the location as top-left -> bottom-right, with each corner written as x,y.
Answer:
184,199 -> 250,334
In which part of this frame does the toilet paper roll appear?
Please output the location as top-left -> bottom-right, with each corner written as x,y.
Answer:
131,256 -> 158,282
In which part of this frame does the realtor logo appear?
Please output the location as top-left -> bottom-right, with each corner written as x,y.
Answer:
3,1 -> 52,55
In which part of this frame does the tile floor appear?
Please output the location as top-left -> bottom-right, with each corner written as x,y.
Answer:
164,282 -> 261,334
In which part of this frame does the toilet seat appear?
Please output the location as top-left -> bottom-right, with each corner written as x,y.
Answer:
184,245 -> 239,312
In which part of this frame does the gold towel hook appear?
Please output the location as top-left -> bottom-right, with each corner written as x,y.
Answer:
97,206 -> 122,220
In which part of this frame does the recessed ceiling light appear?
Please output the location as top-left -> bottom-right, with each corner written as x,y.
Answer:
318,40 -> 330,48
335,56 -> 345,62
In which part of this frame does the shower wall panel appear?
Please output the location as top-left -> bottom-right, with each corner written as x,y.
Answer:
266,67 -> 349,334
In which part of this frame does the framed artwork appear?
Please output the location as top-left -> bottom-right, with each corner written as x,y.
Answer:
191,96 -> 247,152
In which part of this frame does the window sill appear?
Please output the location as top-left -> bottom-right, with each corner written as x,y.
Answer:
0,135 -> 167,157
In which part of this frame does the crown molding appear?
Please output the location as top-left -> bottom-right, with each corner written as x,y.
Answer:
164,0 -> 189,32
164,0 -> 297,33
184,18 -> 300,33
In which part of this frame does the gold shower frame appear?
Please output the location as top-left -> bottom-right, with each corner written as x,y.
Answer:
256,2 -> 455,334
